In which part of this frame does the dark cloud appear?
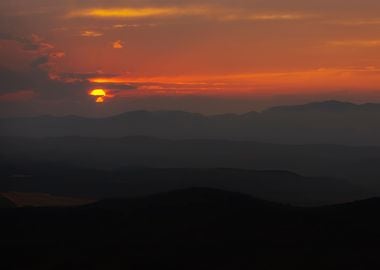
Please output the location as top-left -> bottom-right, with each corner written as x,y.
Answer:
30,55 -> 50,68
0,67 -> 90,99
96,83 -> 136,91
0,34 -> 87,99
59,72 -> 120,81
0,67 -> 33,93
0,33 -> 53,52
0,33 -> 136,100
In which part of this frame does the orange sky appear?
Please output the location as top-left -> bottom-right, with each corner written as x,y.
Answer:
1,0 -> 380,115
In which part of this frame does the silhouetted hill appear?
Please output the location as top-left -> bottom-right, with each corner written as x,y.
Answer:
2,100 -> 380,145
2,188 -> 380,269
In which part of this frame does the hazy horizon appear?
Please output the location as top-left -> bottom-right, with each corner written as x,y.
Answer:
2,97 -> 380,118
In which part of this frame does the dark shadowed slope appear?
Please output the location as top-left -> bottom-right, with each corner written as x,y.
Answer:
1,188 -> 380,269
2,100 -> 380,145
0,192 -> 95,207
0,164 -> 370,205
0,194 -> 15,208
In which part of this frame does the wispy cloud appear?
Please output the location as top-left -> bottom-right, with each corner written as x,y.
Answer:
112,23 -> 156,28
113,24 -> 128,28
249,14 -> 311,21
221,13 -> 315,22
80,30 -> 103,37
328,19 -> 380,26
0,33 -> 54,52
87,66 -> 380,97
327,40 -> 380,47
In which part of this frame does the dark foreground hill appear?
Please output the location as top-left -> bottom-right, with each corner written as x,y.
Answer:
2,100 -> 380,145
1,188 -> 380,269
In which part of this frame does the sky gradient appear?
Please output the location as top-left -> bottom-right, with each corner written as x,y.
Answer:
1,0 -> 380,116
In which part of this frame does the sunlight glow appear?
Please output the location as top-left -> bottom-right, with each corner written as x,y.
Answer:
68,7 -> 208,19
96,96 -> 105,103
67,7 -> 312,22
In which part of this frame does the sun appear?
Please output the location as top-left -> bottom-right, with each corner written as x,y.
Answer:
90,88 -> 106,96
89,88 -> 106,103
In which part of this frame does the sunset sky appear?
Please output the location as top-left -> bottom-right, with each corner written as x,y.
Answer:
1,0 -> 380,116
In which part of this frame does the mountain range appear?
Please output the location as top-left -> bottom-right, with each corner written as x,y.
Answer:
2,100 -> 380,145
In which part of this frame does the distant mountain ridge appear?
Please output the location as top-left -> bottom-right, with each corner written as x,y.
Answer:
264,100 -> 380,113
2,100 -> 380,145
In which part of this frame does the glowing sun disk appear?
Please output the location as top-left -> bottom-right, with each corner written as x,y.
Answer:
90,89 -> 106,96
